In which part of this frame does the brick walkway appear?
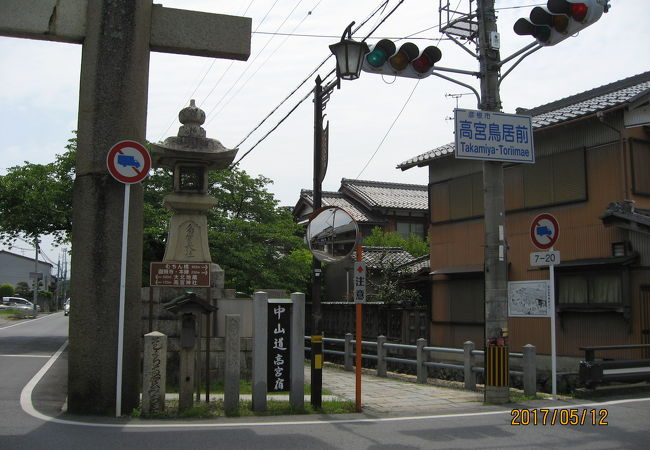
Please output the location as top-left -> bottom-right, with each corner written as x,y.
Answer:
306,364 -> 484,415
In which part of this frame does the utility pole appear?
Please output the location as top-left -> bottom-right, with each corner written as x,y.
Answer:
477,0 -> 509,404
311,75 -> 324,408
33,238 -> 39,314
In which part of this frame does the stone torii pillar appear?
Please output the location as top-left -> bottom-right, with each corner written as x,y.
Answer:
0,0 -> 250,415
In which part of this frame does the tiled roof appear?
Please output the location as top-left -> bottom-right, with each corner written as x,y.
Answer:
340,178 -> 428,211
398,71 -> 650,170
600,201 -> 650,231
395,254 -> 430,274
296,189 -> 384,224
358,246 -> 416,269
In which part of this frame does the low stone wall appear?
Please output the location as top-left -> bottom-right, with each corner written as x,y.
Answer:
141,286 -> 254,389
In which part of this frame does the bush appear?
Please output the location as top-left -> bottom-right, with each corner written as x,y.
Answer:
0,283 -> 15,297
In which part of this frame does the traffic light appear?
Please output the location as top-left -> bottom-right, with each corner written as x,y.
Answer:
362,39 -> 442,79
513,0 -> 609,46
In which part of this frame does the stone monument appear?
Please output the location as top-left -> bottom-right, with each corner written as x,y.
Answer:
151,99 -> 238,262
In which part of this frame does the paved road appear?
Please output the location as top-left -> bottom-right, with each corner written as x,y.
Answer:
2,313 -> 650,449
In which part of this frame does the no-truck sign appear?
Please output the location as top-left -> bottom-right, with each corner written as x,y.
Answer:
106,140 -> 151,184
530,213 -> 559,250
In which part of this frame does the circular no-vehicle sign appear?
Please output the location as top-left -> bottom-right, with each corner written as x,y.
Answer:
530,213 -> 559,250
106,140 -> 151,184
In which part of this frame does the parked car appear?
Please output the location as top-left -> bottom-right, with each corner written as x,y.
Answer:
0,297 -> 36,319
1,296 -> 40,312
64,298 -> 70,316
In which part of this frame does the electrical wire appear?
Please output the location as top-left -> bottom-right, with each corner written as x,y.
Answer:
155,2 -> 260,142
355,79 -> 421,179
205,0 -> 315,125
230,0 -> 409,167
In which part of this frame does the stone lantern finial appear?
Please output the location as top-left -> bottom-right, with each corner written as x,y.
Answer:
178,99 -> 207,138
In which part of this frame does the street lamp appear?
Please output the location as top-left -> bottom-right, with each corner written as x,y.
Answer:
328,22 -> 368,80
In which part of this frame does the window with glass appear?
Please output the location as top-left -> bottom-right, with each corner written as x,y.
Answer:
396,222 -> 424,239
558,271 -> 622,305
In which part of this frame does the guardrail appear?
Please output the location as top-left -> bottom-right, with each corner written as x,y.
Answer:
579,344 -> 650,388
304,334 -> 538,395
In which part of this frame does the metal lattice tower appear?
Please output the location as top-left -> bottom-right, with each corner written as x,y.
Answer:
439,0 -> 479,41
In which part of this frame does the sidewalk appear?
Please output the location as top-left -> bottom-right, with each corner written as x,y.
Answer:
307,364 -> 484,415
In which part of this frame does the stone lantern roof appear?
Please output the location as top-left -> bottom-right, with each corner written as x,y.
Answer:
150,100 -> 238,170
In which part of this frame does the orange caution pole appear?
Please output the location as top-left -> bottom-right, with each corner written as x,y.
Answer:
355,243 -> 363,412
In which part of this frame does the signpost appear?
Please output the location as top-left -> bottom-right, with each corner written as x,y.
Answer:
150,262 -> 211,287
454,108 -> 534,163
107,140 -> 150,417
530,213 -> 560,399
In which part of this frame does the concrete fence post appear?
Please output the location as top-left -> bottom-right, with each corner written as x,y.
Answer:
290,292 -> 305,409
523,344 -> 537,396
224,314 -> 241,414
344,333 -> 353,371
464,341 -> 476,390
252,291 -> 268,412
416,338 -> 427,384
377,335 -> 387,377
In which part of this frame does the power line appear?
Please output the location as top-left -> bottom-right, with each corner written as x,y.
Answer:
205,0 -> 315,125
355,79 -> 421,179
231,0 -> 409,166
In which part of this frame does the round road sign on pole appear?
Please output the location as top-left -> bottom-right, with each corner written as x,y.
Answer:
530,213 -> 559,249
106,140 -> 151,184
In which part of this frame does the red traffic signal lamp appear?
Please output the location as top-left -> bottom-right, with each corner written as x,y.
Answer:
362,39 -> 442,79
514,0 -> 608,46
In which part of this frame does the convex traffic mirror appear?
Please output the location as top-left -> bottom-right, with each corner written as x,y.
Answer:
306,206 -> 359,263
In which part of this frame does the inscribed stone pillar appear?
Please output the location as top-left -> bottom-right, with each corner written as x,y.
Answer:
68,0 -> 150,415
142,332 -> 167,415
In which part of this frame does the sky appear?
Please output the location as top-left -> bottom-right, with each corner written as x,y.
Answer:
1,0 -> 649,271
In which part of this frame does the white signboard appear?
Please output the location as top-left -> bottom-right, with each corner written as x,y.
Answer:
530,250 -> 561,266
508,280 -> 550,318
353,262 -> 366,304
454,108 -> 534,163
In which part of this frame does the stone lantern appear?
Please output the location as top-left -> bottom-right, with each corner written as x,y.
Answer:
151,100 -> 237,262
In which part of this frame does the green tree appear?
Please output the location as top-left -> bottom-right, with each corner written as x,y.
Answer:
14,282 -> 31,298
0,284 -> 15,297
363,226 -> 428,257
0,136 -> 311,296
0,136 -> 75,246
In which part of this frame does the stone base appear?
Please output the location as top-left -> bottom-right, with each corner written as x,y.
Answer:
485,385 -> 510,404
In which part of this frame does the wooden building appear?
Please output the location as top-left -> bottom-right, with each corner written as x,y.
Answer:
398,72 -> 650,358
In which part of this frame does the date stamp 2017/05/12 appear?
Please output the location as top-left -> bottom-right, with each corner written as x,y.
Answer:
511,408 -> 608,426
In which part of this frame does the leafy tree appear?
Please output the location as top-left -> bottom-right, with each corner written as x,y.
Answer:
14,282 -> 31,298
367,253 -> 422,305
0,284 -> 15,297
363,226 -> 428,257
0,136 -> 75,246
2,134 -> 311,295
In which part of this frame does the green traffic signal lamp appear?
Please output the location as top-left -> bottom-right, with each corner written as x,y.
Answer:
365,39 -> 396,68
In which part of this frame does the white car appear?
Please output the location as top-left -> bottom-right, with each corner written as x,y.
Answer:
0,297 -> 37,318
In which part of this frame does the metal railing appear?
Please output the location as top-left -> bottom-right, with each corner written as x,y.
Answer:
305,334 -> 538,395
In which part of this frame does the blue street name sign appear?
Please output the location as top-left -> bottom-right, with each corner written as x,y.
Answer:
454,108 -> 535,163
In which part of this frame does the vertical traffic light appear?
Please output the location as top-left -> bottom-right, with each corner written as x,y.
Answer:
513,0 -> 608,46
361,40 -> 442,78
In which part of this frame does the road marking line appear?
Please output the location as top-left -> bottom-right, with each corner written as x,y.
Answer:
0,313 -> 57,330
21,342 -> 650,429
0,354 -> 51,358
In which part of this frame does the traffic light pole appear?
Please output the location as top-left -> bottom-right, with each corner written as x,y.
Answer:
477,0 -> 510,404
311,75 -> 324,409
